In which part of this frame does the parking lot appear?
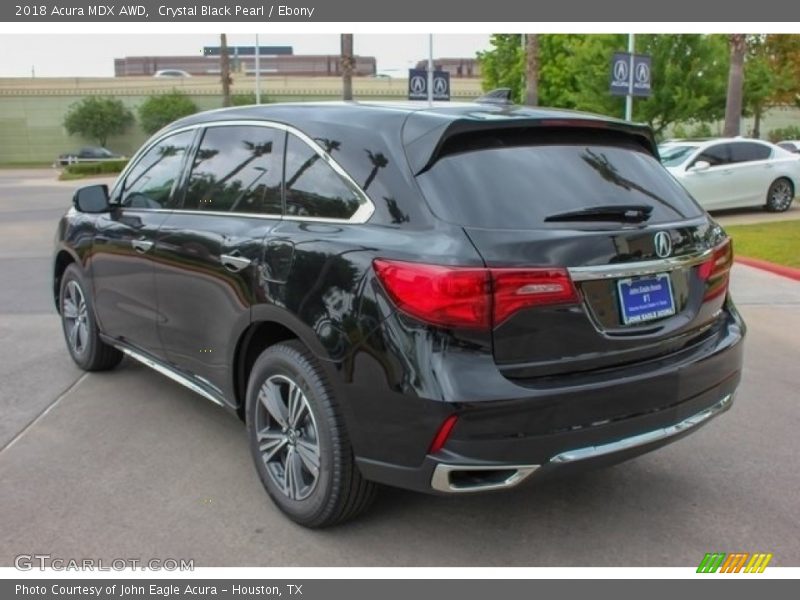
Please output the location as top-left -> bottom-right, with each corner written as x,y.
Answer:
1,168 -> 799,567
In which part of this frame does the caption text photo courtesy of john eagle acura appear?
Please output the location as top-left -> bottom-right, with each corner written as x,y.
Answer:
52,100 -> 745,527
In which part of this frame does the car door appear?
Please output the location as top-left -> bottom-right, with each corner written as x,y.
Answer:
90,129 -> 195,357
727,141 -> 774,207
153,124 -> 285,401
681,143 -> 735,210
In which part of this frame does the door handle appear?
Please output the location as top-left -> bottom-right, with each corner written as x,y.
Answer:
221,254 -> 252,272
131,238 -> 154,254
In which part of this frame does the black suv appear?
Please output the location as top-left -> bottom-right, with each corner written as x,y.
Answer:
53,102 -> 745,527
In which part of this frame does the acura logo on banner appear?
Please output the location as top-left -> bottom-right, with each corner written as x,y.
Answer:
408,68 -> 450,101
610,52 -> 652,97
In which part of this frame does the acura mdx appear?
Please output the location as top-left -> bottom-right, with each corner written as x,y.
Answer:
53,102 -> 745,527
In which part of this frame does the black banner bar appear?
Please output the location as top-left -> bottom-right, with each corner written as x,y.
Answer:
3,579 -> 798,600
2,0 -> 799,22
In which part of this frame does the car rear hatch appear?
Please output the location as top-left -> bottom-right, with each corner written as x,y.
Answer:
409,119 -> 733,381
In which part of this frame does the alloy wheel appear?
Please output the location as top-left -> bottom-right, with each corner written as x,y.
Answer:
62,280 -> 89,356
255,374 -> 321,501
770,180 -> 793,210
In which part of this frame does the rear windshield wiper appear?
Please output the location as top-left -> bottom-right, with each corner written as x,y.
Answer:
544,204 -> 654,223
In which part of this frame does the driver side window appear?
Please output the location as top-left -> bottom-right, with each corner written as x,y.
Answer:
121,131 -> 194,209
692,144 -> 731,168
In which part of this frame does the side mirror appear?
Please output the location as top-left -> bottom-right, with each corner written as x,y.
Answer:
689,160 -> 711,172
73,184 -> 110,213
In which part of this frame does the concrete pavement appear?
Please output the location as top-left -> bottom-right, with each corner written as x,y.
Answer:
1,169 -> 798,567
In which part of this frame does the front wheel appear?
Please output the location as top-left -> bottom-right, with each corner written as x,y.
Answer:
59,263 -> 123,371
765,178 -> 795,212
246,341 -> 376,528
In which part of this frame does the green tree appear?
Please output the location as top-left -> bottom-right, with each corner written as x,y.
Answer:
478,34 -> 524,102
63,96 -> 134,147
634,34 -> 728,135
137,91 -> 198,135
480,34 -> 730,137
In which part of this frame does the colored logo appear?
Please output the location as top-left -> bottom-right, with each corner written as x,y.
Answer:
697,552 -> 773,573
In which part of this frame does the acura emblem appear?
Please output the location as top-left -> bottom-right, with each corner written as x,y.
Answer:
654,231 -> 672,258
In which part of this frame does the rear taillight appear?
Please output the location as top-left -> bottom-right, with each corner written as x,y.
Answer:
372,259 -> 578,330
698,239 -> 733,301
491,269 -> 579,324
372,260 -> 490,329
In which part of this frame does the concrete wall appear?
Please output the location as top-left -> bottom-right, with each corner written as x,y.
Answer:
0,76 -> 482,164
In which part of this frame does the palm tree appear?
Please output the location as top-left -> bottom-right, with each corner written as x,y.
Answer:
524,34 -> 539,106
723,34 -> 746,137
220,33 -> 232,107
341,34 -> 354,101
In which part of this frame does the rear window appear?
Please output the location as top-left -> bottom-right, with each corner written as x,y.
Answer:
416,131 -> 704,229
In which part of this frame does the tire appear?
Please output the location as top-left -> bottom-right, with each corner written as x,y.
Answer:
245,340 -> 376,528
59,263 -> 123,371
765,178 -> 795,212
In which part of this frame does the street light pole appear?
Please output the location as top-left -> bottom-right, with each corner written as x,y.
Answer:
625,33 -> 635,122
255,33 -> 261,104
427,34 -> 433,107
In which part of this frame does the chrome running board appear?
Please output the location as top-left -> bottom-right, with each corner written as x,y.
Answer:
113,343 -> 227,408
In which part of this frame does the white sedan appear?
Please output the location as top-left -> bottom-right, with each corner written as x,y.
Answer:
659,138 -> 800,212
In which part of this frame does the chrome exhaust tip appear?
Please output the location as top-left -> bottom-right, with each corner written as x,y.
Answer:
430,463 -> 539,493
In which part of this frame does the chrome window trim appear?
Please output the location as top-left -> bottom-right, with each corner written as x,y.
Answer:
568,248 -> 713,282
113,119 -> 375,225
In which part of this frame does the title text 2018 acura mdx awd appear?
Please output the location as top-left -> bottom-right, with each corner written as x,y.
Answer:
53,102 -> 745,527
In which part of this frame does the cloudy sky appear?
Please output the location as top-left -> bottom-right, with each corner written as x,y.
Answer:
0,34 -> 493,77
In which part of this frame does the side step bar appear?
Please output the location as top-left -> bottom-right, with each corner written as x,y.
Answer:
108,340 -> 228,408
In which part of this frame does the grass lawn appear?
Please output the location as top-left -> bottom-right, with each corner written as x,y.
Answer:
724,220 -> 800,269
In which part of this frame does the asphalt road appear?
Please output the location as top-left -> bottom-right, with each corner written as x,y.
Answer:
1,169 -> 798,567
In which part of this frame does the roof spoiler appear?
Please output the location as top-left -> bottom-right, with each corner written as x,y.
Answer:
475,88 -> 514,105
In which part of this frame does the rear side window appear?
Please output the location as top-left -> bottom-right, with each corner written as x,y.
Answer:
284,133 -> 363,220
183,125 -> 283,214
416,133 -> 703,229
121,130 -> 194,209
730,142 -> 771,163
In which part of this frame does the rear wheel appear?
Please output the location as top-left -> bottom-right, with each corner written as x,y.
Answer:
765,178 -> 794,212
246,340 -> 376,527
59,263 -> 123,371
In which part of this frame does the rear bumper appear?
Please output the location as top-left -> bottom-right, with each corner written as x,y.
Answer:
353,304 -> 745,494
357,379 -> 738,494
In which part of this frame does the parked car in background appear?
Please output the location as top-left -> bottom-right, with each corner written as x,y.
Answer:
659,138 -> 800,212
56,147 -> 125,166
154,69 -> 192,78
54,103 -> 745,527
777,140 -> 800,154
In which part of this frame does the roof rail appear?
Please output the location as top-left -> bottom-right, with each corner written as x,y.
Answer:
476,88 -> 514,105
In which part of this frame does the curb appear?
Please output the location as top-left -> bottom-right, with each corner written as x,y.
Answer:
735,256 -> 800,282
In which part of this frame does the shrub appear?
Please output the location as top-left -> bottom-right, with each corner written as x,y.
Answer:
138,91 -> 198,134
61,159 -> 129,179
63,97 -> 134,147
231,92 -> 272,106
767,125 -> 800,143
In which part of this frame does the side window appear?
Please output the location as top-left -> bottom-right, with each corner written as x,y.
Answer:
693,144 -> 731,168
121,131 -> 194,209
284,133 -> 363,220
183,125 -> 283,214
730,142 -> 772,163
